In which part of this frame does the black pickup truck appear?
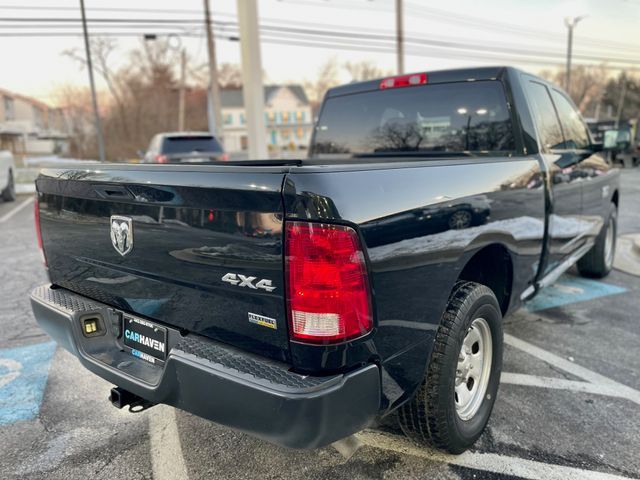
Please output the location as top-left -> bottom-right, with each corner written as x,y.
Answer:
30,67 -> 619,454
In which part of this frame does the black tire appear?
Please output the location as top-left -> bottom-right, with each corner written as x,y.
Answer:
2,170 -> 16,202
398,281 -> 503,454
577,203 -> 617,278
448,209 -> 472,230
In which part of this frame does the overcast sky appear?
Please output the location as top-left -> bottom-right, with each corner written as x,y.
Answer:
2,0 -> 640,105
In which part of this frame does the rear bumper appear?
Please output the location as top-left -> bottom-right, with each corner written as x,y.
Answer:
30,284 -> 381,449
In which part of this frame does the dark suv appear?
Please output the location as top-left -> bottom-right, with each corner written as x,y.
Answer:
143,131 -> 228,163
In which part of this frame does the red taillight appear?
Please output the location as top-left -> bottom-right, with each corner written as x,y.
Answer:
220,152 -> 229,161
379,72 -> 427,90
34,198 -> 46,265
285,221 -> 373,344
155,154 -> 168,163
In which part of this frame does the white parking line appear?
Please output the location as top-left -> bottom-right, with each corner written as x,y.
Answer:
505,333 -> 640,406
357,430 -> 636,480
501,372 -> 631,401
0,196 -> 33,223
149,405 -> 189,480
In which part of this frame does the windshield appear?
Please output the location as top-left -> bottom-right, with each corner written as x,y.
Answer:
311,80 -> 515,158
162,136 -> 224,154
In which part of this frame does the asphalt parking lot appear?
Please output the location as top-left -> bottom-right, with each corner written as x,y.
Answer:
1,170 -> 640,480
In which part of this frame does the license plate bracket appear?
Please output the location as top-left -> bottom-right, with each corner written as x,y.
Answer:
123,315 -> 167,364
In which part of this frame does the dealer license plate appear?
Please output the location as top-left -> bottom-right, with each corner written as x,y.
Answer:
123,315 -> 167,364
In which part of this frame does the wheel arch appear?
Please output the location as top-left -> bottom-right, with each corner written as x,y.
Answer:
457,243 -> 514,315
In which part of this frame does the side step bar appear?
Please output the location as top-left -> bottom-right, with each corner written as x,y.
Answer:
520,241 -> 594,301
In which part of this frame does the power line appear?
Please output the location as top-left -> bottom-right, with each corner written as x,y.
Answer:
2,17 -> 639,66
0,28 -> 634,71
1,1 -> 639,55
2,14 -> 638,60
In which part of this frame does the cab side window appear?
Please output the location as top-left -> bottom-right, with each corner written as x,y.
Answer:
525,81 -> 564,151
550,90 -> 591,150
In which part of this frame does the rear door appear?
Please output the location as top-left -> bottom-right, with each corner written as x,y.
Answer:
549,88 -> 610,238
36,165 -> 290,361
524,79 -> 585,274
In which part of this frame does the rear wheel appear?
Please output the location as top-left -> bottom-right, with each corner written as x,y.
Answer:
398,281 -> 503,454
448,210 -> 472,230
1,170 -> 16,202
577,203 -> 617,278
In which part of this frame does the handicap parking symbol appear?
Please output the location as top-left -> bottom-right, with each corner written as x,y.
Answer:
525,275 -> 626,312
0,341 -> 56,426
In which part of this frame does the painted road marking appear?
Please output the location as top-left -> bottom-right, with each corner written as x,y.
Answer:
0,341 -> 56,425
0,358 -> 22,389
149,405 -> 189,480
0,196 -> 33,223
360,335 -> 640,478
357,430 -> 636,480
501,373 -> 633,401
525,276 -> 626,312
504,333 -> 640,406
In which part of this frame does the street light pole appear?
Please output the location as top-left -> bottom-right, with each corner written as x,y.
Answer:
564,15 -> 586,95
615,73 -> 628,128
395,0 -> 404,75
79,0 -> 105,162
178,48 -> 186,131
203,0 -> 223,142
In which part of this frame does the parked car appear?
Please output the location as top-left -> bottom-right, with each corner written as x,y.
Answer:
143,131 -> 228,163
0,150 -> 16,202
30,67 -> 619,454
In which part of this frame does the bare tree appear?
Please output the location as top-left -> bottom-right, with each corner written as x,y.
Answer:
217,63 -> 243,88
52,85 -> 96,159
344,60 -> 390,82
63,37 -> 136,144
63,36 -> 188,160
539,65 -> 609,115
303,57 -> 341,107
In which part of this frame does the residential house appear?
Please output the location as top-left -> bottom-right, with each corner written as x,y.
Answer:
0,88 -> 69,159
220,85 -> 313,153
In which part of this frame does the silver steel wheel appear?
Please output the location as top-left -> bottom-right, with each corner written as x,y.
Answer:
455,317 -> 492,421
604,217 -> 615,269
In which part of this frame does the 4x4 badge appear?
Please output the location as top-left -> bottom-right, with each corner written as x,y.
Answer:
221,272 -> 276,292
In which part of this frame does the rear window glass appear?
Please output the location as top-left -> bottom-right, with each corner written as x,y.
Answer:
162,136 -> 223,154
311,80 -> 515,158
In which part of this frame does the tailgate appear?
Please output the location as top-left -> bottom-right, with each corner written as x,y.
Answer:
36,165 -> 290,362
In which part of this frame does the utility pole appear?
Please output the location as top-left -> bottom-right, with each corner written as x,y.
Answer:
615,73 -> 628,128
395,0 -> 404,74
203,0 -> 223,141
178,48 -> 186,131
564,15 -> 586,95
79,0 -> 105,162
237,0 -> 268,159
